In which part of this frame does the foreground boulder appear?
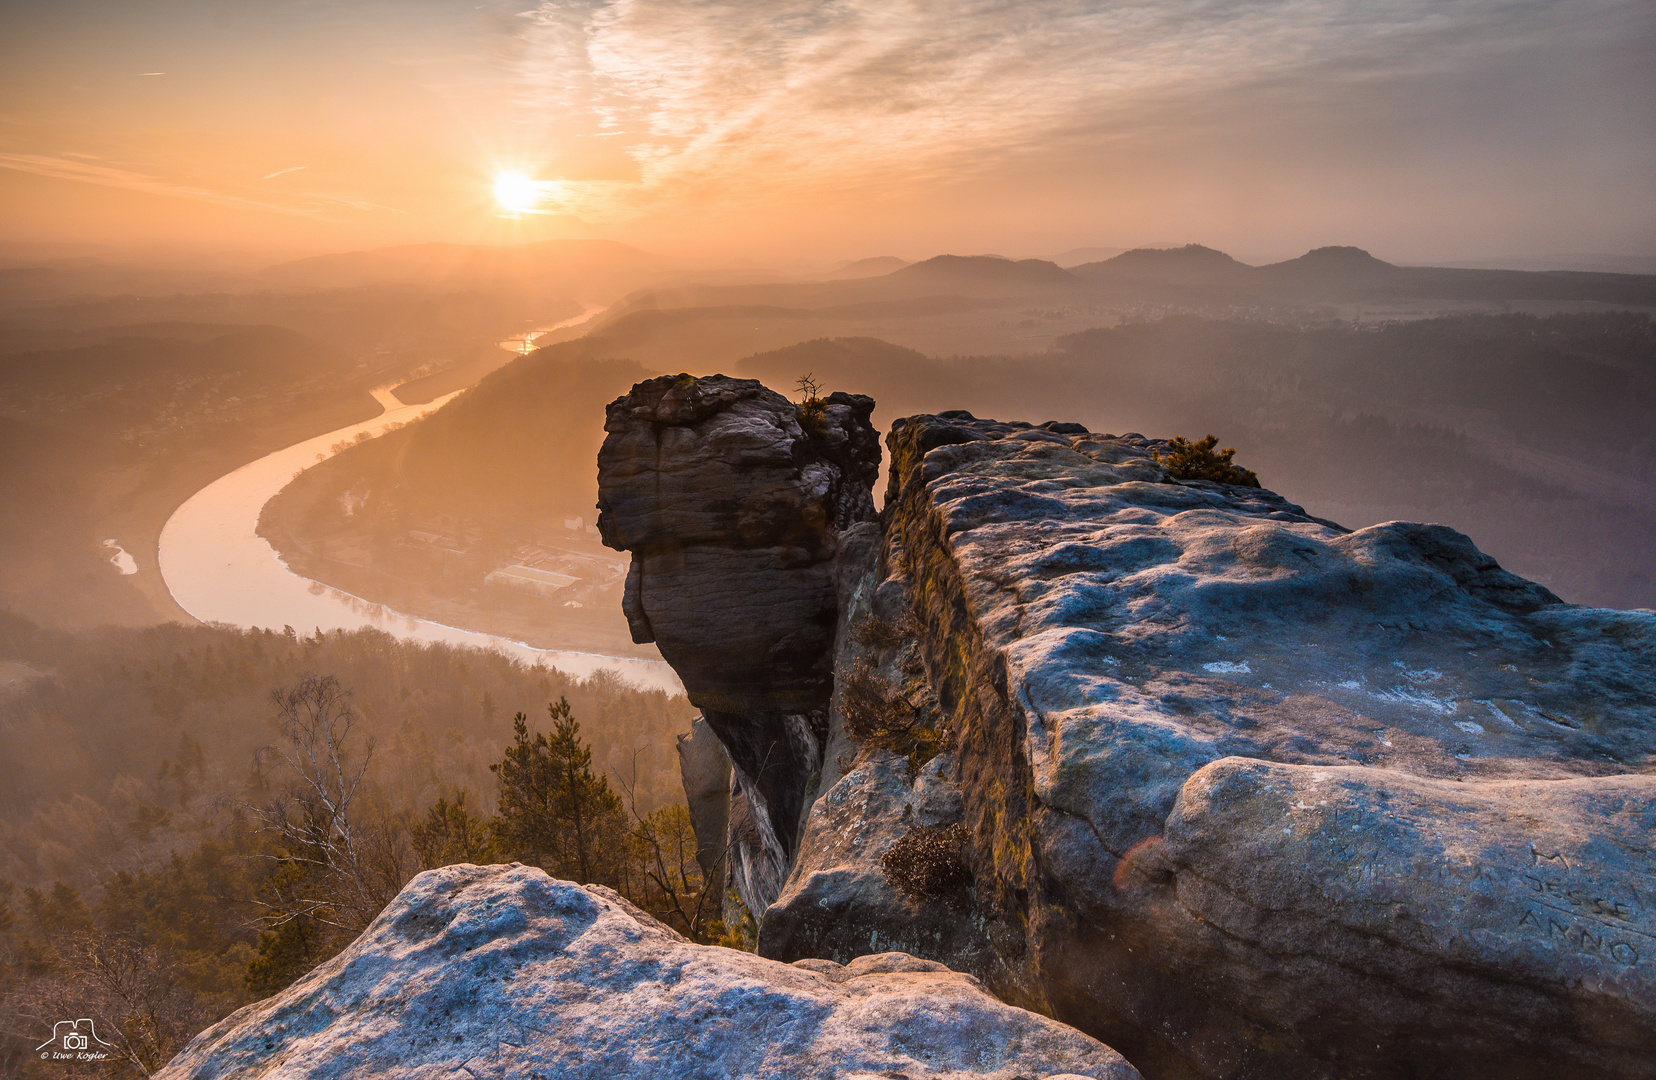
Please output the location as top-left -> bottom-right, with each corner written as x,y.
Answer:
760,412 -> 1656,1079
596,373 -> 880,913
157,864 -> 1140,1080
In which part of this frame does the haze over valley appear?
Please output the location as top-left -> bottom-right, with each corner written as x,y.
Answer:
2,1 -> 1653,1076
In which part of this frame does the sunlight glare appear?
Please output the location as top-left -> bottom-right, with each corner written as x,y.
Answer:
494,171 -> 541,214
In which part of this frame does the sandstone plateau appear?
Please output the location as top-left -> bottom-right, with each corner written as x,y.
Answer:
595,382 -> 1656,1080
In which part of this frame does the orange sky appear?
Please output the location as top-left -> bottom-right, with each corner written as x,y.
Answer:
2,0 -> 1652,266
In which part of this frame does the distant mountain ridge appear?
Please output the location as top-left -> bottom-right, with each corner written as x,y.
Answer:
1256,245 -> 1402,283
890,254 -> 1076,287
1059,243 -> 1656,304
1073,244 -> 1249,282
1050,246 -> 1127,267
827,256 -> 910,279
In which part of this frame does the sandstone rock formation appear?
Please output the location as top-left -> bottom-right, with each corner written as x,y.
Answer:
757,411 -> 1655,1080
596,373 -> 879,913
157,864 -> 1141,1080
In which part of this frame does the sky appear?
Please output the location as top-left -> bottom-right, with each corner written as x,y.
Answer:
1,0 -> 1652,265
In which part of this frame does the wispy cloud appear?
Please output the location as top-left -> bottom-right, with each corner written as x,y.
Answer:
263,165 -> 307,179
0,153 -> 401,219
512,0 -> 1637,222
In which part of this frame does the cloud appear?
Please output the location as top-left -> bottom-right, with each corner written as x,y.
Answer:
263,165 -> 308,179
512,0 -> 1646,223
0,153 -> 402,219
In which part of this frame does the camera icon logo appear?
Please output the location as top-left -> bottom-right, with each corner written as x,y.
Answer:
36,1018 -> 112,1055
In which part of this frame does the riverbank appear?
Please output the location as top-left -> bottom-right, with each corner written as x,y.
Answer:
157,382 -> 678,692
256,425 -> 652,660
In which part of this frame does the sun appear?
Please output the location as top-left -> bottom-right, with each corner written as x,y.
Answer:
493,171 -> 542,214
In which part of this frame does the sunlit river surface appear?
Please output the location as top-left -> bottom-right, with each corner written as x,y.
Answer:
158,383 -> 682,694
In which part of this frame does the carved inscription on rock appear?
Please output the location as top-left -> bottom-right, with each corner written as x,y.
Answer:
1513,847 -> 1653,968
1298,789 -> 1653,974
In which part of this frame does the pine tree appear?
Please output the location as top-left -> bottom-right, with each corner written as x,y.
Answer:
1153,435 -> 1261,487
490,699 -> 626,886
411,791 -> 497,869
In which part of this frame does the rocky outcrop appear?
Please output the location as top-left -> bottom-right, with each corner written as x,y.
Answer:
157,864 -> 1142,1080
598,376 -> 1656,1078
760,411 -> 1654,1080
760,517 -> 1015,986
596,373 -> 879,913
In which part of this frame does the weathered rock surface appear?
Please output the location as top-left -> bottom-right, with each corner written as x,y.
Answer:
766,411 -> 1655,1080
157,864 -> 1141,1080
761,519 -> 1013,984
597,373 -> 880,913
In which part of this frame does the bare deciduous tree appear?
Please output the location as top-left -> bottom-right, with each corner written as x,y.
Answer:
619,750 -> 720,943
9,927 -> 202,1078
245,674 -> 413,937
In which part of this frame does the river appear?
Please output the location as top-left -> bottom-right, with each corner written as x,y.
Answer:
157,345 -> 681,694
497,302 -> 607,355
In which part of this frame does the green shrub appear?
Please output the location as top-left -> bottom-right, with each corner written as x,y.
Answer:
879,823 -> 972,903
1155,435 -> 1261,487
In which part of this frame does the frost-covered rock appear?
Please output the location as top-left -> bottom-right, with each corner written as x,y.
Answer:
156,864 -> 1140,1080
771,412 -> 1656,1080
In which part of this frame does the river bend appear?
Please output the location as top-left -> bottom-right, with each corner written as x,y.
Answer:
158,381 -> 680,694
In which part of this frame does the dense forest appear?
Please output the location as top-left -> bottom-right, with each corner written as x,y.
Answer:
0,616 -> 706,1077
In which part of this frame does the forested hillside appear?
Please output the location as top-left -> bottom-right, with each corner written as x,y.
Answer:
256,357 -> 658,655
0,617 -> 703,1076
0,239 -> 669,633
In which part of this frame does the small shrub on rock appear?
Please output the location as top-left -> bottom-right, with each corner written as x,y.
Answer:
839,659 -> 945,775
880,823 -> 973,903
1155,435 -> 1261,487
795,372 -> 827,434
852,611 -> 923,650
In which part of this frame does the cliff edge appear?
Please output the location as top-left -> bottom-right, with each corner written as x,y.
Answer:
598,385 -> 1656,1080
595,372 -> 880,915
